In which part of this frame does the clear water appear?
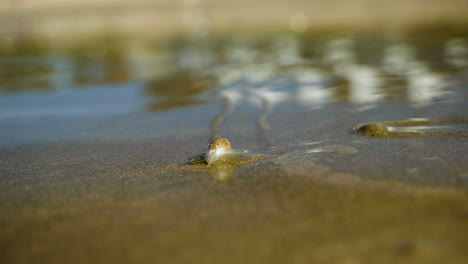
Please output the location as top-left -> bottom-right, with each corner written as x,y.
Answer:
1,27 -> 467,112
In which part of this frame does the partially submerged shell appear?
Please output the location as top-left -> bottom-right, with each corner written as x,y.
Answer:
353,122 -> 389,137
188,137 -> 233,166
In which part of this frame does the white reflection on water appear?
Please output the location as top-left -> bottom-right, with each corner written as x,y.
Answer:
225,38 -> 259,65
294,68 -> 331,108
407,66 -> 445,105
445,38 -> 468,68
273,36 -> 304,66
323,38 -> 356,75
1,32 -> 466,113
386,125 -> 463,133
382,42 -> 416,76
346,65 -> 382,103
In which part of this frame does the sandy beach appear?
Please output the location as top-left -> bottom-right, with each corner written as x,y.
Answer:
1,1 -> 468,263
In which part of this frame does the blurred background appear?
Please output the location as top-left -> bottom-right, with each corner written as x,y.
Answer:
1,0 -> 467,118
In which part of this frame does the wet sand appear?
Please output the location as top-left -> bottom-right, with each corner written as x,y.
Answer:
1,97 -> 468,263
2,172 -> 468,264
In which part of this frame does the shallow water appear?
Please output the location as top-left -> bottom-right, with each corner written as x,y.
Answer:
1,23 -> 468,264
354,119 -> 468,137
